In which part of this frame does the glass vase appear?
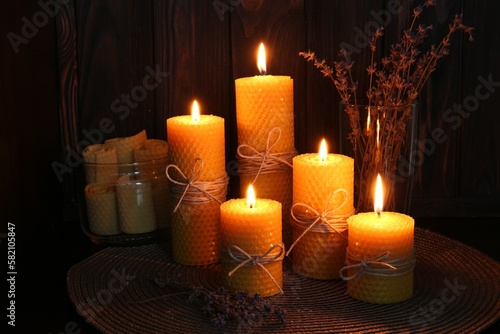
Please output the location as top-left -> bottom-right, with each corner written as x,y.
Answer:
339,102 -> 418,214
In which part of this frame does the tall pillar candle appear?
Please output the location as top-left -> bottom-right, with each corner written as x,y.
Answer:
235,43 -> 295,247
290,139 -> 354,279
342,174 -> 415,303
220,185 -> 283,297
166,100 -> 227,265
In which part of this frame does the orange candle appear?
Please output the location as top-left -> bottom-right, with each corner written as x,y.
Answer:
235,43 -> 295,246
343,174 -> 415,303
290,139 -> 354,279
167,101 -> 225,181
220,185 -> 283,297
166,100 -> 226,265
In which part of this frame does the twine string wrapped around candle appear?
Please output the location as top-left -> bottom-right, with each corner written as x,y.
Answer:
224,243 -> 285,294
166,158 -> 229,212
286,189 -> 354,256
339,250 -> 416,293
237,127 -> 296,184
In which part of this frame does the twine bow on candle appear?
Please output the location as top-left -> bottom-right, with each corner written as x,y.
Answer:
237,127 -> 296,184
224,243 -> 285,294
339,250 -> 416,292
166,158 -> 228,212
286,189 -> 354,256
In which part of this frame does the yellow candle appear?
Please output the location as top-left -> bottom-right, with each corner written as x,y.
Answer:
235,43 -> 295,246
166,101 -> 225,181
166,100 -> 226,265
220,185 -> 283,297
291,139 -> 354,279
344,174 -> 415,303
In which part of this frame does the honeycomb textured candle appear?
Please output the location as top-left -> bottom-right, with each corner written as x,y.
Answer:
291,153 -> 354,279
82,144 -> 118,184
85,183 -> 119,235
105,129 -> 147,175
116,176 -> 156,234
167,115 -> 225,181
167,114 -> 226,265
235,75 -> 294,246
134,141 -> 170,230
220,198 -> 282,297
346,212 -> 414,303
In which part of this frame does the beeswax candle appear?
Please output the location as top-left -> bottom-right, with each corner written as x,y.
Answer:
290,139 -> 354,279
343,174 -> 415,303
166,101 -> 225,181
220,185 -> 283,297
235,43 -> 295,246
166,100 -> 226,265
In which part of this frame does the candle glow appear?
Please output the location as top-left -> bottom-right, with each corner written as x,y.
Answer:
191,100 -> 200,122
247,184 -> 256,208
319,139 -> 328,161
257,43 -> 267,75
374,173 -> 383,215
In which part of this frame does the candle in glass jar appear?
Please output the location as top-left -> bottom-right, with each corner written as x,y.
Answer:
344,174 -> 415,303
290,139 -> 354,279
220,185 -> 283,297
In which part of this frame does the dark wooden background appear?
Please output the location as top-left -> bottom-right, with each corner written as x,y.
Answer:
1,0 -> 499,332
53,0 -> 500,218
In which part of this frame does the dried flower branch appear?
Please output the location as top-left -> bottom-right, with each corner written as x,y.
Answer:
188,287 -> 288,328
299,2 -> 474,212
151,278 -> 287,328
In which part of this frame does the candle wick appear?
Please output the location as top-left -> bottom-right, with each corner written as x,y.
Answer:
377,211 -> 381,217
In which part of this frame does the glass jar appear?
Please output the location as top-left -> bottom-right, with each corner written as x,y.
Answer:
78,157 -> 171,245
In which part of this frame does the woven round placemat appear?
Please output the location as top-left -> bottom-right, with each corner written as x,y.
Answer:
67,227 -> 499,333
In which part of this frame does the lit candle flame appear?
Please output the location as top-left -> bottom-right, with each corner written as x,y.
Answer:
257,43 -> 267,75
319,139 -> 328,161
247,184 -> 256,209
374,173 -> 383,215
191,100 -> 200,122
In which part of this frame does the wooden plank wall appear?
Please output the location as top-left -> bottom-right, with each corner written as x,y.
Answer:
57,0 -> 500,218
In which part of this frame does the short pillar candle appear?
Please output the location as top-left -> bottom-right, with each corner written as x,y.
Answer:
290,139 -> 354,279
220,185 -> 283,297
342,174 -> 415,303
